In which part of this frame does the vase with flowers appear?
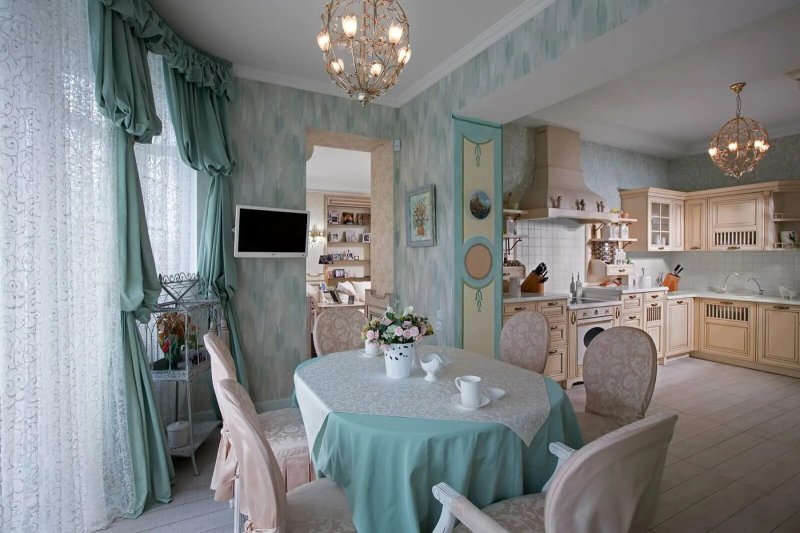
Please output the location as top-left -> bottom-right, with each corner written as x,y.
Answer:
362,306 -> 434,379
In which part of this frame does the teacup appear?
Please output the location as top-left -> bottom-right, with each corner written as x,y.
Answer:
454,375 -> 482,408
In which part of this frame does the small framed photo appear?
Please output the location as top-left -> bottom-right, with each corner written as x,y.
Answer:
329,232 -> 341,243
328,211 -> 340,224
345,230 -> 358,242
346,252 -> 354,260
328,289 -> 341,303
342,212 -> 355,224
362,233 -> 371,243
354,255 -> 360,260
333,268 -> 345,278
332,253 -> 341,261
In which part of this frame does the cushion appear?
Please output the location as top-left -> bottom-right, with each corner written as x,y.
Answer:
575,410 -> 623,444
454,493 -> 546,533
258,407 -> 312,492
336,281 -> 356,297
306,283 -> 321,303
351,281 -> 371,302
286,478 -> 356,533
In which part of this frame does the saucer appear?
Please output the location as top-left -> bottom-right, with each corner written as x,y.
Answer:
484,387 -> 506,401
358,349 -> 381,358
450,393 -> 490,410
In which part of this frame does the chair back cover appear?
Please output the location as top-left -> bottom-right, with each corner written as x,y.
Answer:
218,379 -> 287,532
499,310 -> 550,374
583,326 -> 657,424
545,413 -> 677,533
313,308 -> 365,355
204,332 -> 239,500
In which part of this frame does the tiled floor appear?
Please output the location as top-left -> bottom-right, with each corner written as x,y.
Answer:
108,357 -> 800,532
567,357 -> 800,533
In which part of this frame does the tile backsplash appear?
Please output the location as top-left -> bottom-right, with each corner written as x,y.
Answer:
513,218 -> 587,294
628,252 -> 800,296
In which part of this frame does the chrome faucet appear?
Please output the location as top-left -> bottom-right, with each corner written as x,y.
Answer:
722,272 -> 740,293
747,276 -> 764,295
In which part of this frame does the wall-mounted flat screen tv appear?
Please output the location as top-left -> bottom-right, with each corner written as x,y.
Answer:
234,205 -> 309,258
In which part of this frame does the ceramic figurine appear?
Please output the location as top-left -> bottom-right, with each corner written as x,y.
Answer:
579,199 -> 586,211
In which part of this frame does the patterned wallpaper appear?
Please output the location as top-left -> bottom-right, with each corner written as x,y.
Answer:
669,133 -> 800,191
228,0 -> 665,405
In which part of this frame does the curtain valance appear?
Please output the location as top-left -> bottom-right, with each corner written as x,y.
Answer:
93,0 -> 234,99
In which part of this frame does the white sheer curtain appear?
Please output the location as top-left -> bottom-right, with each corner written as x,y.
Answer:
136,54 -> 197,277
0,0 -> 135,531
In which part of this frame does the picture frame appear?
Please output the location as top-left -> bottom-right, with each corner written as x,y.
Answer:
333,268 -> 345,278
328,289 -> 341,303
346,252 -> 354,260
328,211 -> 340,224
332,253 -> 341,261
345,230 -> 358,243
362,233 -> 371,243
342,212 -> 355,225
329,232 -> 341,243
406,185 -> 436,247
354,255 -> 360,260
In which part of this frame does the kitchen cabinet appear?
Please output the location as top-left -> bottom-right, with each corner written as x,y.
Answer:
644,297 -> 665,363
757,304 -> 800,370
502,297 -> 568,382
666,298 -> 693,358
707,193 -> 764,251
699,299 -> 756,362
620,190 -> 684,252
685,198 -> 706,251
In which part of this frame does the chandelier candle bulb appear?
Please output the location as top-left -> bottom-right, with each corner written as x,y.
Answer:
388,23 -> 403,43
342,14 -> 358,37
370,62 -> 383,77
316,30 -> 331,51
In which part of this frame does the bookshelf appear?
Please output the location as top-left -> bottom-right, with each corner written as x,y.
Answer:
323,194 -> 372,285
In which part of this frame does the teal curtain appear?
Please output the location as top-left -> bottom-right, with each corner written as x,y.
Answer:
88,0 -> 174,515
162,63 -> 250,392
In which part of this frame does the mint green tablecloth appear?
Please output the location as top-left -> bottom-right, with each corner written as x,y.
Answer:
294,358 -> 582,533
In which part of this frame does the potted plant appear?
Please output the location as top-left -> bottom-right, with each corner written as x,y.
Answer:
362,306 -> 434,379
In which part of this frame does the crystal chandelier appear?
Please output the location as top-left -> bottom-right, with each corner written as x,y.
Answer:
316,0 -> 411,106
708,82 -> 770,179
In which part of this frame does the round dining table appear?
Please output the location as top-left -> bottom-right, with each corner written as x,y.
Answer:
293,345 -> 582,533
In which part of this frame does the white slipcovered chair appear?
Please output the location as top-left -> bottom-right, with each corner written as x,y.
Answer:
205,330 -> 312,505
312,308 -> 365,355
576,327 -> 658,443
499,310 -> 550,374
217,378 -> 356,533
432,412 -> 678,533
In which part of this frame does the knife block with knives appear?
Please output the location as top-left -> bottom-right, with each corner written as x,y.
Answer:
662,264 -> 683,292
521,262 -> 548,294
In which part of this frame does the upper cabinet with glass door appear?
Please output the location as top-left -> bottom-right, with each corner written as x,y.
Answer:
620,189 -> 684,252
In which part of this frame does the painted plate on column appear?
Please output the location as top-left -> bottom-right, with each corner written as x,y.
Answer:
468,190 -> 492,220
464,243 -> 492,280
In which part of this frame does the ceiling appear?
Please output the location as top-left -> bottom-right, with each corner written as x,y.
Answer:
513,2 -> 800,158
306,146 -> 371,193
149,0 -> 542,107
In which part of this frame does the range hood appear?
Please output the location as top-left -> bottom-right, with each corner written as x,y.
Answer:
519,126 -> 619,223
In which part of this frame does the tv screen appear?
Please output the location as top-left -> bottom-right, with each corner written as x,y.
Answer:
234,205 -> 309,258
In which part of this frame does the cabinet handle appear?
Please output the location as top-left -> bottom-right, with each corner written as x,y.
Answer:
651,294 -> 659,299
657,246 -> 665,250
550,325 -> 558,330
774,305 -> 791,310
617,269 -> 627,273
548,349 -> 558,354
628,295 -> 637,299
547,302 -> 558,306
719,301 -> 733,305
676,300 -> 684,304
514,306 -> 526,311
615,308 -> 621,319
629,315 -> 638,320
727,246 -> 740,250
650,303 -> 659,307
690,246 -> 701,250
570,313 -> 576,325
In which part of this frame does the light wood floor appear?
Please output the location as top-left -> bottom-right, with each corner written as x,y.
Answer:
107,357 -> 800,532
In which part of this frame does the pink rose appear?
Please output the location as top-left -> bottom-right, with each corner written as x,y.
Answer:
402,328 -> 413,339
381,317 -> 392,326
409,326 -> 419,338
366,330 -> 376,341
394,326 -> 404,337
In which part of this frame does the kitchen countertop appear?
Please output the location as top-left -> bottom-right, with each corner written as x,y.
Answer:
665,290 -> 799,306
584,285 -> 669,295
503,292 -> 571,304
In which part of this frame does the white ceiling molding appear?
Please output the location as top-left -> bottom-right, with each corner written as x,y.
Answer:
233,0 -> 556,109
390,0 -> 557,107
687,119 -> 800,155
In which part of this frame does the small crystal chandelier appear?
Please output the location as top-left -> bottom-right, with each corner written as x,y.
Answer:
316,0 -> 410,106
708,82 -> 770,179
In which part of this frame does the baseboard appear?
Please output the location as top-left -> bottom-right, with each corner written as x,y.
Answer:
191,397 -> 293,422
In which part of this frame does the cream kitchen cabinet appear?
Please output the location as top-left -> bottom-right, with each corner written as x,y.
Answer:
685,198 -> 707,251
707,193 -> 765,251
698,299 -> 756,362
666,297 -> 693,358
644,298 -> 665,363
756,304 -> 800,370
502,297 -> 568,382
620,189 -> 684,252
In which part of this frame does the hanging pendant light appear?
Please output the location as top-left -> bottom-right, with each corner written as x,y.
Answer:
316,0 -> 410,106
708,82 -> 770,180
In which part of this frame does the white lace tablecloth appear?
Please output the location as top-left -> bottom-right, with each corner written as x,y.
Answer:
294,345 -> 551,449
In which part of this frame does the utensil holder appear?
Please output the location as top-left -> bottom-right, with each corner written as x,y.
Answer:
521,272 -> 545,294
662,273 -> 680,292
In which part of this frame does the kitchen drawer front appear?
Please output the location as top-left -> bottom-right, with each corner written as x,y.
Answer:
622,312 -> 643,329
605,264 -> 635,277
643,291 -> 666,302
503,302 -> 537,315
548,321 -> 567,346
699,299 -> 756,361
576,306 -> 616,320
623,293 -> 643,310
543,345 -> 566,381
537,299 -> 568,322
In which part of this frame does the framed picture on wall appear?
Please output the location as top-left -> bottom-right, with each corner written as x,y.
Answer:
329,232 -> 341,243
406,185 -> 436,247
362,233 -> 371,243
342,212 -> 355,224
333,268 -> 346,278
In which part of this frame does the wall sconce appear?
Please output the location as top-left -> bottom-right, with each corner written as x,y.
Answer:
308,225 -> 325,245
